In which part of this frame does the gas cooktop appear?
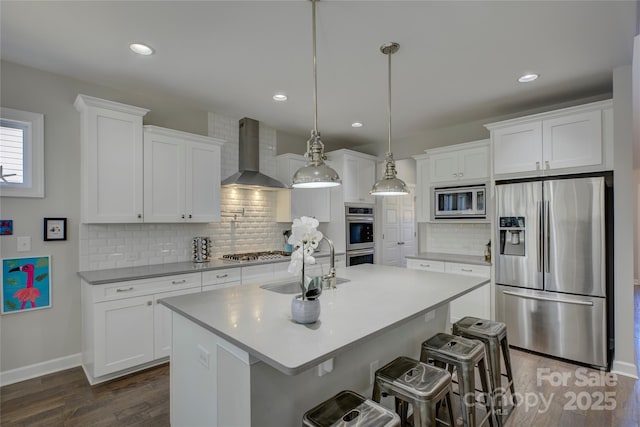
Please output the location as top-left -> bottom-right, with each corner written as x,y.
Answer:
221,251 -> 291,262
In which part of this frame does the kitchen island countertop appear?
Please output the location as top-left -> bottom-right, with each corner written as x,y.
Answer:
406,251 -> 491,266
161,263 -> 488,375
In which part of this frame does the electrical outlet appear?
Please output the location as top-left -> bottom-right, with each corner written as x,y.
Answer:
369,360 -> 379,385
197,345 -> 209,369
424,311 -> 436,322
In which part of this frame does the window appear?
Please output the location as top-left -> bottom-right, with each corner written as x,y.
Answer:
0,107 -> 44,198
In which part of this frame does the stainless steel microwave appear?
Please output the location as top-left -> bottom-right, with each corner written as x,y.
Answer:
433,185 -> 486,219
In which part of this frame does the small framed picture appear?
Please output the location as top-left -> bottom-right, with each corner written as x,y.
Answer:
43,218 -> 67,241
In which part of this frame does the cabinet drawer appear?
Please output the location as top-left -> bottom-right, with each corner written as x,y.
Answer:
445,262 -> 490,278
406,259 -> 445,272
94,273 -> 201,302
202,268 -> 241,286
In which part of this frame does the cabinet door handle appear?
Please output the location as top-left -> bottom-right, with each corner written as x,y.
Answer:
181,214 -> 185,219
137,214 -> 142,219
147,301 -> 152,306
452,173 -> 458,177
461,268 -> 473,272
172,279 -> 187,285
116,287 -> 134,293
188,214 -> 192,219
535,161 -> 541,170
458,172 -> 463,177
420,263 -> 431,268
545,160 -> 550,170
216,274 -> 228,279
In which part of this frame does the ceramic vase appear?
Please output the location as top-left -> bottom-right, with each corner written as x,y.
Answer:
291,295 -> 321,324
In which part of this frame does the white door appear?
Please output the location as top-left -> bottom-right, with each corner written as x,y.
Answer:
86,108 -> 145,223
381,186 -> 415,267
356,158 -> 376,203
493,122 -> 542,175
399,187 -> 416,267
429,152 -> 459,183
186,141 -> 221,222
342,156 -> 360,203
381,196 -> 402,267
94,295 -> 154,377
144,131 -> 185,222
458,146 -> 489,181
542,110 -> 602,170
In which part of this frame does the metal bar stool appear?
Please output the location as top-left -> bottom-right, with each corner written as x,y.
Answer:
420,333 -> 494,427
303,390 -> 400,427
372,356 -> 455,427
452,317 -> 516,426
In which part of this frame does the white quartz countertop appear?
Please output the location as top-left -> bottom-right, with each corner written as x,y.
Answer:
78,252 -> 343,285
160,264 -> 489,375
406,252 -> 491,266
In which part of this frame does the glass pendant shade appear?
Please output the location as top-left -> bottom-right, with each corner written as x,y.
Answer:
291,0 -> 341,189
371,42 -> 408,196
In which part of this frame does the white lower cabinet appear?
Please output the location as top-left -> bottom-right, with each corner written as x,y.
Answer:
93,295 -> 155,378
406,259 -> 490,322
82,273 -> 202,383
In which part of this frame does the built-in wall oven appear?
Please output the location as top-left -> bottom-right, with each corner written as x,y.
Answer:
345,205 -> 374,265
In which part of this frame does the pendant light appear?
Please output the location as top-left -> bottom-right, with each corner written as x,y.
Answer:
291,0 -> 341,189
371,42 -> 409,196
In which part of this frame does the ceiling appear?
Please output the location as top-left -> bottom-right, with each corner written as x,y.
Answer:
0,1 -> 636,155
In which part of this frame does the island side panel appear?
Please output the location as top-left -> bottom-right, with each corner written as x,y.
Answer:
171,313 -> 253,427
249,305 -> 449,427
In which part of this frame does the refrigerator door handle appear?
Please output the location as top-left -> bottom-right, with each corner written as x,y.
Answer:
502,290 -> 594,306
536,201 -> 542,273
545,200 -> 550,273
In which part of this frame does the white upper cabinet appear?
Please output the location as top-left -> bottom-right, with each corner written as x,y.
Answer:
275,154 -> 331,222
428,142 -> 489,184
414,139 -> 489,223
487,100 -> 612,177
143,126 -> 224,223
326,149 -> 377,204
75,94 -> 149,223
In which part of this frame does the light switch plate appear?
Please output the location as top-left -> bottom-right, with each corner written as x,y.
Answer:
197,344 -> 210,369
16,236 -> 31,252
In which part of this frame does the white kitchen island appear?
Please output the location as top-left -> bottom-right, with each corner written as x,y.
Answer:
160,263 -> 489,427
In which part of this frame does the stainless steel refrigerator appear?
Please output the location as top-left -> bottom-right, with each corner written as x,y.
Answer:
495,174 -> 613,369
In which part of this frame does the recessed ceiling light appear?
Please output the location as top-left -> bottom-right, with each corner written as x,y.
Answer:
351,122 -> 363,128
518,73 -> 539,83
273,93 -> 288,102
129,43 -> 155,56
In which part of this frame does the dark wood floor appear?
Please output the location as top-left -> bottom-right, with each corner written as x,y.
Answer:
2,289 -> 640,426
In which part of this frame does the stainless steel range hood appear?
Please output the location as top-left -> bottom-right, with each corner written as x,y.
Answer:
221,117 -> 288,189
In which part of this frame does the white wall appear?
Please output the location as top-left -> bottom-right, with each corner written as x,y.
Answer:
612,64 -> 637,377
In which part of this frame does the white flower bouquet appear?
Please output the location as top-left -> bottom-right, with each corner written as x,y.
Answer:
287,216 -> 323,300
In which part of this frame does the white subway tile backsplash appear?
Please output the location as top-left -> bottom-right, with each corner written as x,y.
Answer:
421,222 -> 491,256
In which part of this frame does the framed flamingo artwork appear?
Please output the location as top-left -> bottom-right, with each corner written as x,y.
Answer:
1,256 -> 51,314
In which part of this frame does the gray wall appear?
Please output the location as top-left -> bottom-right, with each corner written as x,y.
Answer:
613,65 -> 636,375
0,60 -> 209,372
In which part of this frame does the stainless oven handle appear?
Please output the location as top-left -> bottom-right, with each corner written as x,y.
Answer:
347,249 -> 375,256
346,216 -> 374,222
502,290 -> 593,306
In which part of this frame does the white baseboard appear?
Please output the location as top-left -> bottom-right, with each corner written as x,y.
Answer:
611,359 -> 638,379
0,353 -> 82,387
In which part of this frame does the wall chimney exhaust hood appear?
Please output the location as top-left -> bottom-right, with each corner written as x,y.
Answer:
221,118 -> 288,190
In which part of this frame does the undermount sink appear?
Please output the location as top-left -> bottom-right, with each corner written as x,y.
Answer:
260,278 -> 350,294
